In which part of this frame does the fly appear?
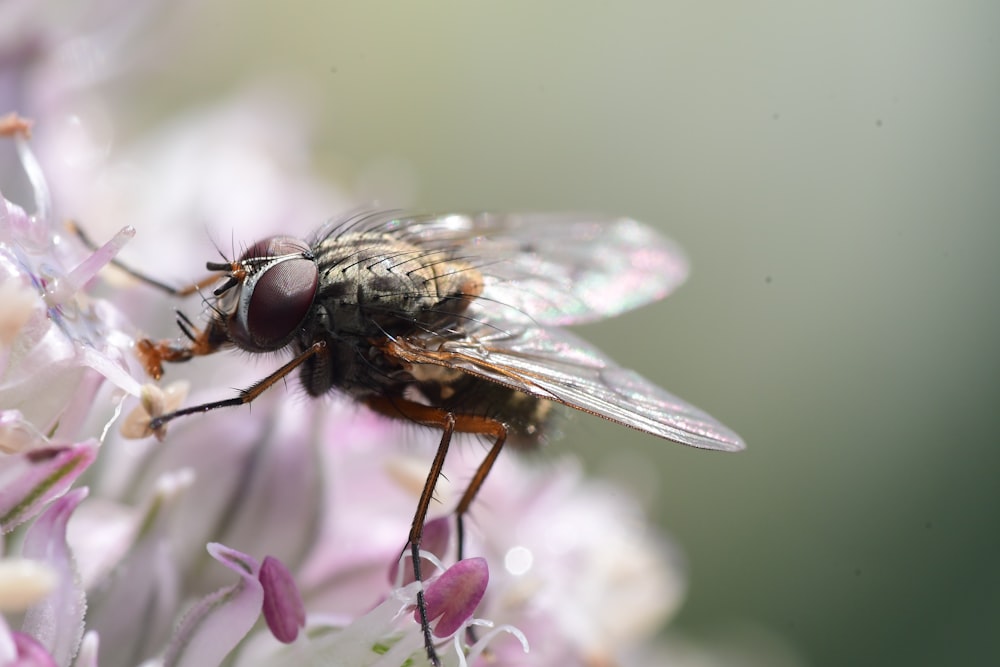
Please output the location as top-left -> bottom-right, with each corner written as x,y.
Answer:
98,211 -> 746,665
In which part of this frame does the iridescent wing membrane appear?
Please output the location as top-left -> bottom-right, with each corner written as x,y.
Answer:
325,212 -> 744,452
389,323 -> 745,452
315,211 -> 690,325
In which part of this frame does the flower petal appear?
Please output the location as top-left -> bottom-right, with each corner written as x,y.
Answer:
11,631 -> 58,667
0,614 -> 16,663
85,471 -> 189,667
233,592 -> 426,667
0,440 -> 96,533
19,487 -> 88,666
72,631 -> 99,667
204,399 -> 324,582
1,135 -> 143,449
119,396 -> 324,595
163,543 -> 264,667
0,276 -> 35,348
0,411 -> 47,457
0,558 -> 56,611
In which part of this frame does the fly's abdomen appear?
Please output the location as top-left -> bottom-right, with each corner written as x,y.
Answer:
408,370 -> 556,449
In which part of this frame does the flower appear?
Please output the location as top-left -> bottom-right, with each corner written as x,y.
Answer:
0,116 -> 319,666
295,409 -> 683,665
2,115 -> 684,665
1,5 -> 703,665
0,121 -> 137,534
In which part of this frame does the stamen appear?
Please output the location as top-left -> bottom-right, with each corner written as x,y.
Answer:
259,556 -> 306,644
120,382 -> 189,439
418,557 -> 489,639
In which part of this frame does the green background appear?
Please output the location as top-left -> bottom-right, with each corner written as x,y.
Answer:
107,2 -> 1000,664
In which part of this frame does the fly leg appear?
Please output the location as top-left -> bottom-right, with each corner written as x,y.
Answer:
135,313 -> 230,380
451,419 -> 508,655
365,397 -> 509,667
453,423 -> 508,559
142,341 -> 327,436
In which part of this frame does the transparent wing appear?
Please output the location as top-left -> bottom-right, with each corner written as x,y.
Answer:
313,211 -> 690,326
386,315 -> 745,452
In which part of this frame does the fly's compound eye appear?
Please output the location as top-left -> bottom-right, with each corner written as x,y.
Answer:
228,236 -> 318,351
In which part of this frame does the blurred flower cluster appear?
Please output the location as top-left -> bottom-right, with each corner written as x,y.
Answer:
1,3 -> 686,666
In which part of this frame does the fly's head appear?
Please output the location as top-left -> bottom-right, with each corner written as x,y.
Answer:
133,235 -> 321,382
212,236 -> 319,353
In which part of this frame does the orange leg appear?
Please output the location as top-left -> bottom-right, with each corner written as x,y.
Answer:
365,396 -> 509,666
135,313 -> 231,380
67,220 -> 239,379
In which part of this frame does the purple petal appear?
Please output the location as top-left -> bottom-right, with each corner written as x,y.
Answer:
419,557 -> 489,638
20,487 -> 88,666
259,555 -> 306,643
122,396 -> 323,594
52,226 -> 142,399
0,180 -> 41,246
85,471 -> 188,667
11,631 -> 57,667
55,226 -> 134,303
0,440 -> 97,532
0,137 -> 142,430
204,398 -> 324,582
162,543 -> 264,667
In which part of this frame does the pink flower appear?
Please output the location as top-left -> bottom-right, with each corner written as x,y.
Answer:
0,120 -> 317,666
1,5 -> 707,665
0,111 -> 688,667
0,124 -> 137,535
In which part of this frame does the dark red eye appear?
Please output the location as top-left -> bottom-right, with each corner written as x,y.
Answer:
229,236 -> 318,351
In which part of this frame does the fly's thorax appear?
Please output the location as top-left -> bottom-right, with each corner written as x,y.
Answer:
312,233 -> 483,336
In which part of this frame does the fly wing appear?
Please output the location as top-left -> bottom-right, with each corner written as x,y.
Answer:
386,318 -> 745,452
313,212 -> 690,326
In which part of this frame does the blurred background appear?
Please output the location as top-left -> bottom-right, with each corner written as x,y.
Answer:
16,1 -> 1000,664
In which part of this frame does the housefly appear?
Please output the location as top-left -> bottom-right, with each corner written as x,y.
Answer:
115,211 -> 745,665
